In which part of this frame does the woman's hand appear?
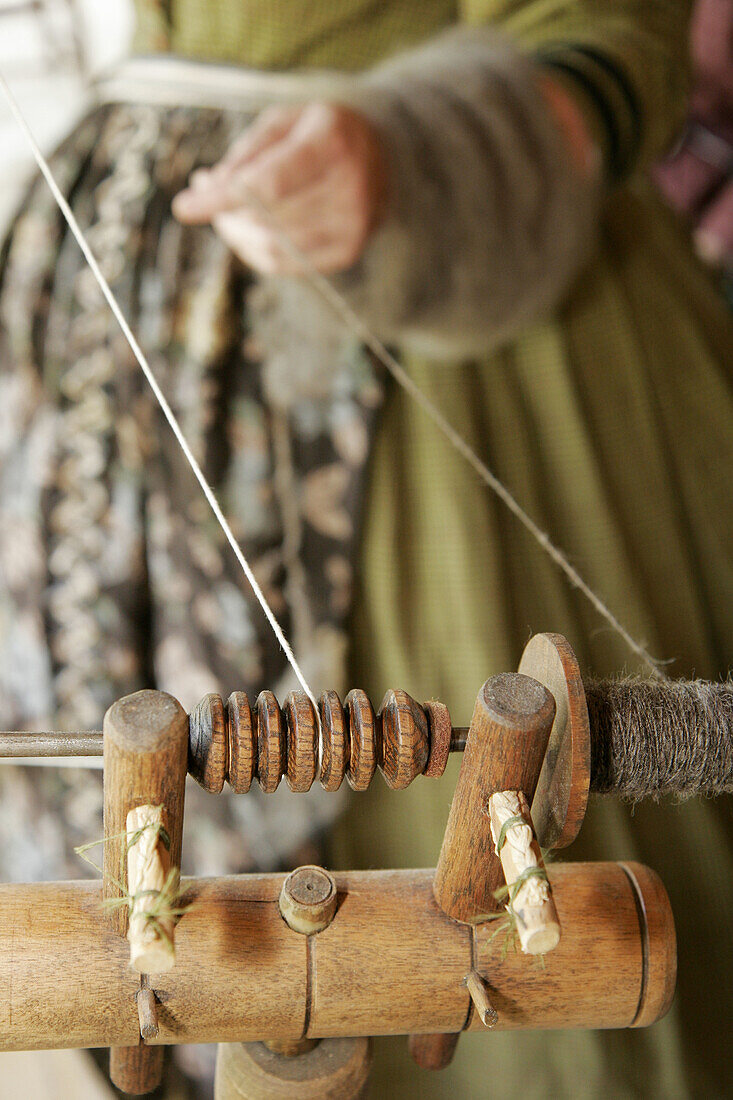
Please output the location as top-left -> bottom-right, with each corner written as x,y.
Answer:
172,102 -> 388,275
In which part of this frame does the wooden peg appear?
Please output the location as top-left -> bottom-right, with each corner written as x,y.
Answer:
103,690 -> 188,935
488,790 -> 560,955
377,690 -> 429,789
465,970 -> 498,1027
433,674 -> 555,924
109,1044 -> 164,1097
137,987 -> 159,1041
279,865 -> 338,935
126,804 -> 176,974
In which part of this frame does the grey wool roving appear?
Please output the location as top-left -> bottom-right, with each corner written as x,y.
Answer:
587,678 -> 733,800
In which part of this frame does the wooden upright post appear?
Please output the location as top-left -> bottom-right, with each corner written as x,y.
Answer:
413,674 -> 555,1072
103,689 -> 188,1095
433,673 -> 555,923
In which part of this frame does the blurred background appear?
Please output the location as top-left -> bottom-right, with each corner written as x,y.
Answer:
0,0 -> 131,228
1,0 -> 731,277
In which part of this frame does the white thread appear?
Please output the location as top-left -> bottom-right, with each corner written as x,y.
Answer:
0,72 -> 321,719
246,192 -> 666,681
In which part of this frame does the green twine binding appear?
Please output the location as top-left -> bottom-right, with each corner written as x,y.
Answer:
493,813 -> 528,857
506,864 -> 548,905
74,810 -> 189,947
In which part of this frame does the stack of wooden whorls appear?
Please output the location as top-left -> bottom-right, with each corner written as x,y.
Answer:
1,631 -> 712,1098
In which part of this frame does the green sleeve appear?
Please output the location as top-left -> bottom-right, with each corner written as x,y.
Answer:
460,0 -> 693,181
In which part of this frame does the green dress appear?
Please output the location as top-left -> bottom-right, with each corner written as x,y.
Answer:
138,3 -> 733,1096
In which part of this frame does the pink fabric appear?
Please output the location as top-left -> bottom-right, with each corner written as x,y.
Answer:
654,0 -> 733,269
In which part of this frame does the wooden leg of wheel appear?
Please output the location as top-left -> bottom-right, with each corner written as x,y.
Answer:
214,1038 -> 372,1099
408,1032 -> 460,1070
109,1045 -> 164,1096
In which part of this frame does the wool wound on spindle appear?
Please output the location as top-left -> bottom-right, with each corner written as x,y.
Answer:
587,678 -> 733,799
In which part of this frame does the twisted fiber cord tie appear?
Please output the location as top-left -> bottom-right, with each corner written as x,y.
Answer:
587,678 -> 733,799
74,819 -> 188,943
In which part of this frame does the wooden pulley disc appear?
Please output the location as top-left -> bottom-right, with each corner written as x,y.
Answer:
255,691 -> 284,794
214,1038 -> 372,1100
518,632 -> 591,850
189,692 -> 227,793
423,700 -> 452,778
344,689 -> 377,791
227,691 -> 255,794
283,691 -> 317,792
377,690 -> 429,789
319,690 -> 347,792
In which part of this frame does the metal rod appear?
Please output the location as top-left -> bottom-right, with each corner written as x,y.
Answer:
0,732 -> 103,757
0,728 -> 469,760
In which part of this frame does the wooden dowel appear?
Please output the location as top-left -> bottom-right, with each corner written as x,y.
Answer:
433,674 -> 556,924
488,790 -> 560,955
137,987 -> 159,1041
0,731 -> 104,757
0,864 -> 674,1049
465,970 -> 498,1028
127,805 -> 176,974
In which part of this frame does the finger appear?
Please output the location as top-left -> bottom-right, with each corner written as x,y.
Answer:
267,165 -> 358,226
221,105 -> 303,169
173,109 -> 305,222
302,237 -> 370,274
654,145 -> 725,216
213,212 -> 299,273
694,182 -> 733,266
173,133 -> 331,223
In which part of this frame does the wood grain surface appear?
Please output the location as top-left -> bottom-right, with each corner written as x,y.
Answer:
0,864 -> 674,1049
518,632 -> 591,849
433,674 -> 555,923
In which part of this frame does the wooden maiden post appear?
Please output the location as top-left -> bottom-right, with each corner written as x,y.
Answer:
103,689 -> 189,1095
433,672 -> 555,922
415,673 -> 555,1070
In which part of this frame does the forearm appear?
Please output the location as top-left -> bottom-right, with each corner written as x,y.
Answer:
337,28 -> 602,357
